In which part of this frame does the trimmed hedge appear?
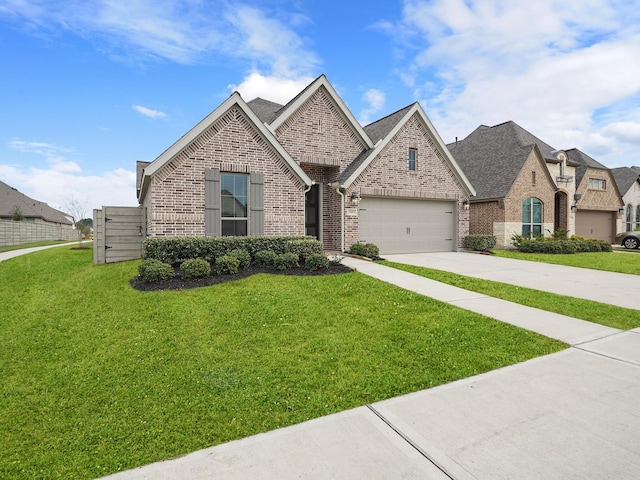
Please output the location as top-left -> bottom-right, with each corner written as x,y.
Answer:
285,239 -> 323,261
228,249 -> 251,269
349,243 -> 380,259
305,253 -> 329,271
215,255 -> 240,275
274,252 -> 299,270
516,236 -> 612,254
180,258 -> 211,279
464,234 -> 496,252
138,259 -> 175,283
253,250 -> 277,268
143,236 -> 312,264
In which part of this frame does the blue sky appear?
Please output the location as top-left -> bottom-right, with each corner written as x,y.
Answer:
1,0 -> 640,215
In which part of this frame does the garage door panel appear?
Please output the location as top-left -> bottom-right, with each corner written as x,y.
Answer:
575,210 -> 615,243
359,197 -> 456,254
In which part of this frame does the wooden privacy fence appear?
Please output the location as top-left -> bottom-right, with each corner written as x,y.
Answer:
93,206 -> 146,264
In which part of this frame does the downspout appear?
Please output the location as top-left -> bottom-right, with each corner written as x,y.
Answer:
329,182 -> 345,253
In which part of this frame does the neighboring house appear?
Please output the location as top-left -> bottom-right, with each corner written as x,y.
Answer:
0,180 -> 73,227
448,121 -> 622,246
565,149 -> 624,242
448,121 -> 569,247
611,166 -> 640,232
137,75 -> 475,254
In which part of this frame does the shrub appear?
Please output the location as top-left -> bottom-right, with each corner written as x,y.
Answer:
274,252 -> 299,270
305,253 -> 329,271
349,243 -> 380,259
142,235 -> 311,264
464,234 -> 496,252
180,258 -> 211,280
228,249 -> 251,269
215,255 -> 240,275
552,229 -> 569,240
516,236 -> 612,254
138,259 -> 175,283
285,239 -> 324,261
253,250 -> 277,268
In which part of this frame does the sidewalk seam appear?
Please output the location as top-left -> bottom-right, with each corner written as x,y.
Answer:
366,404 -> 457,480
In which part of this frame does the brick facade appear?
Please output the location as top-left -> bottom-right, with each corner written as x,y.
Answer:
139,76 -> 473,253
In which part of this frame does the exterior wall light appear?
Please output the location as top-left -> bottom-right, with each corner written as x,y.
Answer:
350,191 -> 360,205
571,204 -> 577,213
462,199 -> 469,210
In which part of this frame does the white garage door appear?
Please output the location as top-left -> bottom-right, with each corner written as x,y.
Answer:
358,197 -> 456,254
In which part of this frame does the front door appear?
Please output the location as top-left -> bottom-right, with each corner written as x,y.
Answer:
305,184 -> 320,239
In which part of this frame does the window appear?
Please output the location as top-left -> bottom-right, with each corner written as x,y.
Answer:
559,161 -> 564,177
408,148 -> 417,171
522,197 -> 543,237
588,178 -> 606,190
626,204 -> 633,232
221,173 -> 248,236
636,205 -> 640,229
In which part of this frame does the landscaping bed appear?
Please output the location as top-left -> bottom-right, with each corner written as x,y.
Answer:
131,262 -> 353,291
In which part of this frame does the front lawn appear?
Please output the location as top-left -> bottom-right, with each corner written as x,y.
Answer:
0,248 -> 565,479
0,240 -> 71,254
493,249 -> 640,275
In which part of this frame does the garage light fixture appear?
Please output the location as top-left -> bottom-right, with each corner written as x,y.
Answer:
462,199 -> 469,210
350,191 -> 360,205
571,204 -> 577,213
619,207 -> 625,215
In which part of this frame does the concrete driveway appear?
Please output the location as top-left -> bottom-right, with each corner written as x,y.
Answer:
101,253 -> 640,480
385,251 -> 640,310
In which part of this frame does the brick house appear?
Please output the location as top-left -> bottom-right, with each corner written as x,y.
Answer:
448,121 -> 623,246
137,75 -> 475,254
566,149 -> 624,242
611,166 -> 640,232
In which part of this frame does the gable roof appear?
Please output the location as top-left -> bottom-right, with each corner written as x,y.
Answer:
267,74 -> 374,149
611,166 -> 640,196
565,148 -> 609,187
339,103 -> 475,196
447,121 -> 555,200
0,180 -> 72,224
138,92 -> 313,202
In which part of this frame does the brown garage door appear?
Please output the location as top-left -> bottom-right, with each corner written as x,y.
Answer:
575,210 -> 616,243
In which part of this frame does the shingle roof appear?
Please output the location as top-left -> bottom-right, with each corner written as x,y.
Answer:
447,121 -> 548,200
136,161 -> 151,198
0,180 -> 72,224
565,148 -> 609,187
363,104 -> 414,144
246,97 -> 284,124
611,166 -> 640,196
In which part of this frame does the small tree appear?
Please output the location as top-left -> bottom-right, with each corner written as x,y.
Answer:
62,195 -> 89,247
10,205 -> 24,221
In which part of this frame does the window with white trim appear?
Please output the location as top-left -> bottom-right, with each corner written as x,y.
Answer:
588,178 -> 606,190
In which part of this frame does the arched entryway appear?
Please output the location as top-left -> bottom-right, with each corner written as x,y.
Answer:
554,191 -> 568,232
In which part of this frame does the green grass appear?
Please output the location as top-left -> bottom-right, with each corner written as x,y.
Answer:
493,249 -> 640,275
0,247 -> 565,479
0,240 -> 72,253
380,261 -> 640,330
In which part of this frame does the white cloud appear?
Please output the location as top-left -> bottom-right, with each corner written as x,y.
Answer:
133,104 -> 167,119
4,138 -> 136,211
359,89 -> 386,125
0,163 -> 137,213
385,0 -> 640,167
228,72 -> 315,104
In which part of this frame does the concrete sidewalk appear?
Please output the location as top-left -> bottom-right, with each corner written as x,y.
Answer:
100,255 -> 640,480
0,241 -> 80,262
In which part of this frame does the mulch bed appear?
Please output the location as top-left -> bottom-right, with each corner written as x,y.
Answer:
130,263 -> 353,292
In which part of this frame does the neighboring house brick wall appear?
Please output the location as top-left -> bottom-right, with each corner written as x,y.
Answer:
348,112 -> 469,249
147,107 -> 305,237
576,168 -> 622,212
470,201 -> 502,235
